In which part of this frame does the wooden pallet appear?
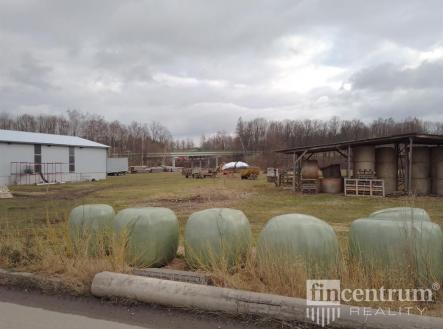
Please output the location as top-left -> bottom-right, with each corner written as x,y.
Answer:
345,179 -> 385,197
301,179 -> 319,194
277,171 -> 294,187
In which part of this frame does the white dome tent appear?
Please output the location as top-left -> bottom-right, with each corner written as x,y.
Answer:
221,161 -> 249,170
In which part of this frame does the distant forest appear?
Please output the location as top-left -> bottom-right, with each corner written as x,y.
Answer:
1,111 -> 442,167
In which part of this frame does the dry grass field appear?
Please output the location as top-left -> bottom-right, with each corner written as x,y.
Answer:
0,172 -> 442,315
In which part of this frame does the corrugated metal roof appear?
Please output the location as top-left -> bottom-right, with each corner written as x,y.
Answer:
275,133 -> 443,154
0,129 -> 108,148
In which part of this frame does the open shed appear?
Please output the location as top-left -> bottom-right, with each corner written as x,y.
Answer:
275,133 -> 443,196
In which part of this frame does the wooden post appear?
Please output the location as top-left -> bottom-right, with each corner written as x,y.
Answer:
347,144 -> 351,178
394,143 -> 399,191
292,150 -> 308,193
408,137 -> 413,194
292,153 -> 296,192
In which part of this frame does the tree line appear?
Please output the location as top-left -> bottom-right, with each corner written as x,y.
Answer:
1,111 -> 442,167
0,110 -> 197,165
201,117 -> 443,167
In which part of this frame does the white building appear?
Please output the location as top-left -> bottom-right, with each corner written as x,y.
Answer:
0,129 -> 108,186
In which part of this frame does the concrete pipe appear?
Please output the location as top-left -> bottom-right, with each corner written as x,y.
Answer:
411,147 -> 430,179
435,179 -> 443,196
91,272 -> 443,329
320,178 -> 343,194
412,178 -> 431,195
375,147 -> 397,194
353,146 -> 375,177
431,147 -> 443,195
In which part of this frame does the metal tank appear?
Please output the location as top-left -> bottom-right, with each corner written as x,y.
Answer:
353,146 -> 375,177
301,160 -> 320,179
431,146 -> 443,195
375,147 -> 397,195
320,178 -> 343,194
411,147 -> 431,195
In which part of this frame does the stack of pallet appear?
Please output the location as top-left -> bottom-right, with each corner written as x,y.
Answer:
130,166 -> 149,173
276,171 -> 294,188
301,179 -> 320,194
344,179 -> 385,197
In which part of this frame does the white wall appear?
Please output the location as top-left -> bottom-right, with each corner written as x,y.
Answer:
0,143 -> 34,185
41,145 -> 69,173
0,142 -> 107,185
75,147 -> 107,181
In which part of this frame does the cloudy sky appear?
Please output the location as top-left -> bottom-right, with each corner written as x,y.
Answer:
0,0 -> 442,139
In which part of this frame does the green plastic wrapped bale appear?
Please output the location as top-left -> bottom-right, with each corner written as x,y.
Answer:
68,204 -> 115,256
184,208 -> 252,268
256,214 -> 339,274
114,207 -> 179,267
369,207 -> 431,222
349,218 -> 443,282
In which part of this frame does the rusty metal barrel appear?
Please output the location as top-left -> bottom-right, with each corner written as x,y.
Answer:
301,160 -> 319,179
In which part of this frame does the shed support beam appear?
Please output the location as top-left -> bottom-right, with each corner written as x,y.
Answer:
395,143 -> 399,191
347,145 -> 351,178
292,150 -> 307,192
408,137 -> 413,194
336,147 -> 348,159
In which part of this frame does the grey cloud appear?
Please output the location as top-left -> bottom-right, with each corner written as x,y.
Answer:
7,53 -> 53,89
351,60 -> 443,91
0,0 -> 442,137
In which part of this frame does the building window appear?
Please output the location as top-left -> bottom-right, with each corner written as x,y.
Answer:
34,144 -> 42,173
69,147 -> 75,173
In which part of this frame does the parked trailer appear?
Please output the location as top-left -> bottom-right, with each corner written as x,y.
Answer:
106,158 -> 128,176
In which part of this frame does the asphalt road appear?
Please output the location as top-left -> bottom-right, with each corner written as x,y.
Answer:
0,301 -> 148,329
0,286 -> 300,329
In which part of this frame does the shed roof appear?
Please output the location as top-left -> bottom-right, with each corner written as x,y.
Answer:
0,129 -> 108,148
275,133 -> 443,154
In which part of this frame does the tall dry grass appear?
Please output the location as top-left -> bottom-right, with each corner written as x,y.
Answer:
203,241 -> 441,313
0,218 -> 441,314
0,220 -> 130,293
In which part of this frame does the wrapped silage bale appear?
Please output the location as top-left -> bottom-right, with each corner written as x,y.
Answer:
256,214 -> 339,274
114,207 -> 179,267
68,204 -> 115,256
184,208 -> 252,268
349,218 -> 443,282
369,207 -> 431,222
